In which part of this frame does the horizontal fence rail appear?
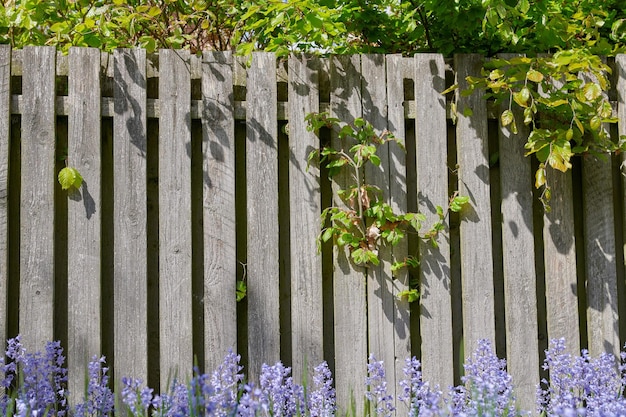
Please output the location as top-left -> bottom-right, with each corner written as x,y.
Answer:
1,46 -> 626,413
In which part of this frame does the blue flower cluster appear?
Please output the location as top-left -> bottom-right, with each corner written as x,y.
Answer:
2,336 -> 626,416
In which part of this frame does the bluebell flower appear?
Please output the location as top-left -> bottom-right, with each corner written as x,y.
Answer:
259,361 -> 305,417
121,377 -> 155,416
538,339 -> 626,417
365,354 -> 395,417
398,356 -> 443,417
13,339 -> 68,417
210,349 -> 244,416
238,382 -> 269,417
73,355 -> 114,416
308,361 -> 336,417
457,339 -> 517,417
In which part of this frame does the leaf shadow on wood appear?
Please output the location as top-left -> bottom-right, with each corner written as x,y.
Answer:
113,52 -> 147,157
202,52 -> 234,190
68,180 -> 96,220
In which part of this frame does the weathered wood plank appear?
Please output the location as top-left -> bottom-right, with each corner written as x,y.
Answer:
67,47 -> 102,403
583,151 -> 619,357
113,48 -> 148,385
415,53 -> 454,388
246,52 -> 280,380
454,54 -> 496,358
202,51 -> 237,372
287,54 -> 323,382
497,54 -> 539,411
0,45 -> 9,348
385,54 -> 410,415
543,169 -> 580,353
158,49 -> 193,385
362,53 -> 397,405
330,54 -> 367,416
20,46 -> 56,351
619,54 -> 626,357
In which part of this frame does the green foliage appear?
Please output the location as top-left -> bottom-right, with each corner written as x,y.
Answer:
58,166 -> 83,191
0,0 -> 242,53
306,112 -> 468,302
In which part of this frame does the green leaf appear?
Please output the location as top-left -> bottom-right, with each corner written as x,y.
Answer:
236,280 -> 247,302
500,109 -> 514,127
583,83 -> 602,102
58,167 -> 83,191
526,69 -> 543,83
397,289 -> 420,303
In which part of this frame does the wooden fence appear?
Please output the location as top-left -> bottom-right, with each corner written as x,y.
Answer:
2,45 -> 626,414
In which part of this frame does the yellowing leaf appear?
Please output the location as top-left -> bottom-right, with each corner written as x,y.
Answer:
535,165 -> 546,188
500,109 -> 514,127
527,69 -> 544,82
583,83 -> 602,102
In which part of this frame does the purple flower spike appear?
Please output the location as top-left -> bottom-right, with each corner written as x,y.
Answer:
309,361 -> 336,417
259,361 -> 305,417
211,349 -> 244,416
365,354 -> 395,417
74,355 -> 114,416
238,382 -> 269,417
398,356 -> 443,417
459,339 -> 517,417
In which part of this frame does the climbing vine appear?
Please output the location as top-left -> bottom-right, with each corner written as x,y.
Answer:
306,112 -> 468,302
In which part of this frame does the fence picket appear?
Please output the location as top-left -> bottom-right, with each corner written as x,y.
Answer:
455,54 -> 496,357
202,51 -> 237,371
0,45 -> 9,348
330,54 -> 368,416
158,49 -> 193,385
246,52 -> 280,380
415,53 -> 454,388
113,48 -> 148,385
385,54 -> 411,414
496,54 -> 539,410
67,47 -> 102,401
583,153 -> 620,357
287,54 -> 323,382
20,46 -> 56,351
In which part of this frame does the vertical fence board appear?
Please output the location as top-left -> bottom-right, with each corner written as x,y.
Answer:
20,46 -> 56,350
159,49 -> 193,384
544,169 -> 579,352
202,51 -> 237,371
362,53 -> 398,403
246,52 -> 279,380
415,53 -> 454,388
0,45 -> 9,348
113,48 -> 148,385
496,56 -> 539,410
454,54 -> 496,357
330,55 -> 367,415
583,153 -> 619,357
615,54 -> 626,352
385,54 -> 410,413
67,47 -> 101,401
288,54 -> 323,381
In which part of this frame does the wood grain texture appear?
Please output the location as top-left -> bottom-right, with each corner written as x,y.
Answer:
454,54 -> 496,358
246,52 -> 280,381
0,45 -> 9,347
67,47 -> 102,403
582,152 -> 619,358
496,54 -> 539,410
362,53 -> 397,406
159,49 -> 193,385
415,54 -> 454,388
287,54 -> 323,382
20,46 -> 56,351
619,55 -> 626,358
330,54 -> 367,416
113,48 -> 148,385
543,169 -> 579,353
385,54 -> 410,415
202,51 -> 237,372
